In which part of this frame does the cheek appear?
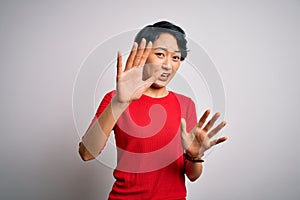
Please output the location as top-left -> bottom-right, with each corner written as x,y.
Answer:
146,54 -> 155,64
172,63 -> 180,72
146,54 -> 163,65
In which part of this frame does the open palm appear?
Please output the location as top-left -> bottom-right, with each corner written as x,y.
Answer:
181,110 -> 228,157
116,39 -> 161,103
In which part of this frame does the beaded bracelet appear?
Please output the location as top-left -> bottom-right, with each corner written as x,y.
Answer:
184,153 -> 204,163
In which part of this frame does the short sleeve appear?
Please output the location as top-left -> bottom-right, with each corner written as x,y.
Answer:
185,99 -> 197,132
87,90 -> 115,130
174,93 -> 197,132
95,91 -> 115,117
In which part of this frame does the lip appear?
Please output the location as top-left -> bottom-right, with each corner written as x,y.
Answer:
158,73 -> 170,81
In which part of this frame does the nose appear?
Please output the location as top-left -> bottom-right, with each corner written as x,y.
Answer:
162,56 -> 172,71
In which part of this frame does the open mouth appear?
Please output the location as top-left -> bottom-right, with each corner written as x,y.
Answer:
161,73 -> 170,78
158,73 -> 171,82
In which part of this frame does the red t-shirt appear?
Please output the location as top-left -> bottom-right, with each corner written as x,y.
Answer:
94,91 -> 197,200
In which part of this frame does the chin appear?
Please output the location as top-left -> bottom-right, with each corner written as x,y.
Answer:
151,83 -> 164,89
151,81 -> 169,89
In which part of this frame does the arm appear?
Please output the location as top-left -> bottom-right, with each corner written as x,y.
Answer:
181,110 -> 228,181
184,158 -> 203,182
79,97 -> 128,161
79,39 -> 161,161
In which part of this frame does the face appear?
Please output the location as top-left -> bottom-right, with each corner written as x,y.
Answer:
143,33 -> 181,88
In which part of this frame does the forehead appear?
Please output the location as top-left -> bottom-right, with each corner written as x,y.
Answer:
152,33 -> 179,52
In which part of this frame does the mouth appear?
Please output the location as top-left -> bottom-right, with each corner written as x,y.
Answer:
161,73 -> 170,78
158,73 -> 171,81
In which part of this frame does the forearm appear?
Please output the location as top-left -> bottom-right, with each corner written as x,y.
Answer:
185,160 -> 203,182
79,96 -> 129,161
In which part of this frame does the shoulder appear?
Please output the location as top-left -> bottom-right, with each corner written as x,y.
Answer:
169,91 -> 196,115
102,90 -> 116,101
96,90 -> 116,115
169,91 -> 195,105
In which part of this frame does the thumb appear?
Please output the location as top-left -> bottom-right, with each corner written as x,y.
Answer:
180,118 -> 194,150
180,118 -> 187,134
116,51 -> 123,81
144,75 -> 156,87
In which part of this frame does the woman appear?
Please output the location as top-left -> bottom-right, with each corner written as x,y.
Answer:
79,21 -> 227,200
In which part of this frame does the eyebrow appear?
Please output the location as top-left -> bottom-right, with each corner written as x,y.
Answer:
153,47 -> 181,53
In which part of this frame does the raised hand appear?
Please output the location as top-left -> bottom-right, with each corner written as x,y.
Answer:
115,38 -> 162,103
181,109 -> 228,157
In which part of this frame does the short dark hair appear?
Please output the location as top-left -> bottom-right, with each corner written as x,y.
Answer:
134,21 -> 188,61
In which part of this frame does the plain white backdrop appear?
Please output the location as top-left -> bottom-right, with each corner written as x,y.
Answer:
0,0 -> 299,200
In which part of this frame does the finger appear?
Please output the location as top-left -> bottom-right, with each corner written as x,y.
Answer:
125,42 -> 138,71
138,41 -> 152,67
130,75 -> 162,100
210,136 -> 228,146
198,109 -> 211,128
132,38 -> 146,67
137,73 -> 157,95
203,112 -> 220,132
216,136 -> 228,144
117,51 -> 122,81
143,75 -> 155,88
207,121 -> 226,138
180,118 -> 195,150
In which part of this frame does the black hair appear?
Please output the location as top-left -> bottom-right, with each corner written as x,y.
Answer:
134,21 -> 188,61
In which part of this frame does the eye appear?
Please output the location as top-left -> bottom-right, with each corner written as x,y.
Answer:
155,53 -> 164,58
173,56 -> 180,61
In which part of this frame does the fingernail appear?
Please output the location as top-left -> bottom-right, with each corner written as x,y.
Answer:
133,42 -> 138,48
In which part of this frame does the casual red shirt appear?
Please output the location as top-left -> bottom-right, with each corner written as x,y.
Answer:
94,91 -> 197,200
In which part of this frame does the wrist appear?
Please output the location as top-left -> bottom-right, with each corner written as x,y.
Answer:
112,95 -> 129,107
185,148 -> 204,158
110,96 -> 130,120
184,153 -> 204,163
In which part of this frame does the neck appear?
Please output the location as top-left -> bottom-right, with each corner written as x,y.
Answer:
144,86 -> 169,98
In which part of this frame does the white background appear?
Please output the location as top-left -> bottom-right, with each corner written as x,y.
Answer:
0,0 -> 299,199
